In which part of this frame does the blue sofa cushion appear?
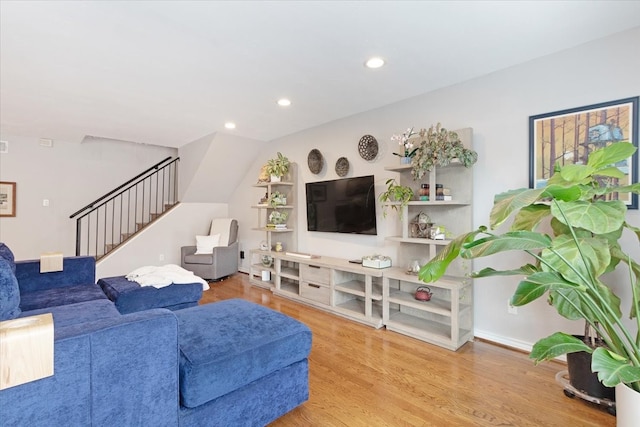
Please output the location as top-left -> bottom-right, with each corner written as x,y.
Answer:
0,242 -> 16,274
20,283 -> 108,311
0,257 -> 21,320
21,299 -> 120,330
176,299 -> 312,408
98,276 -> 202,314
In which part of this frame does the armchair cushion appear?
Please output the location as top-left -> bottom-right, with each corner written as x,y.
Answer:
195,234 -> 221,254
0,257 -> 21,320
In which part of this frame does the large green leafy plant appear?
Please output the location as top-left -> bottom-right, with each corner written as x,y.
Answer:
419,142 -> 640,392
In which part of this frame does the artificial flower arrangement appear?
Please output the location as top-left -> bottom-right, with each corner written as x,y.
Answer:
391,127 -> 418,158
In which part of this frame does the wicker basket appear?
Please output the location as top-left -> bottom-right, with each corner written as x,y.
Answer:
358,135 -> 378,161
335,157 -> 349,177
307,149 -> 324,174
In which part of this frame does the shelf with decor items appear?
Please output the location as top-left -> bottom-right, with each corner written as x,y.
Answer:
249,163 -> 297,286
381,127 -> 474,349
382,267 -> 473,351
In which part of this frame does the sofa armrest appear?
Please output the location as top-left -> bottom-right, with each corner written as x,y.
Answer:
181,246 -> 197,260
15,256 -> 96,293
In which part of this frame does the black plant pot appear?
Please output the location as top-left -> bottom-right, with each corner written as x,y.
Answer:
566,337 -> 615,401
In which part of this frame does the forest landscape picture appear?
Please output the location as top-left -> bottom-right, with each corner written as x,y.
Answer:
529,97 -> 639,208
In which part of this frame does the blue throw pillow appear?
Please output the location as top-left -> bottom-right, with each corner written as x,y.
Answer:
0,257 -> 21,320
0,242 -> 16,274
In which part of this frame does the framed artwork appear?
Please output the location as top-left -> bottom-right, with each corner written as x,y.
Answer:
529,97 -> 639,209
0,181 -> 16,217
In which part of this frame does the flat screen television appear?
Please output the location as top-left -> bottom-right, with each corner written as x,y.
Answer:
305,175 -> 377,235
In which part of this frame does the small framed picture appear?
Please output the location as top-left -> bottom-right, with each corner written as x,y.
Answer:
0,181 -> 16,217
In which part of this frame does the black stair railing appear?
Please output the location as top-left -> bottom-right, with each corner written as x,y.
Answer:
70,157 -> 180,258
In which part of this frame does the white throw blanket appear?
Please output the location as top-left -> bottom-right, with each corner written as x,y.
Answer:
126,264 -> 210,291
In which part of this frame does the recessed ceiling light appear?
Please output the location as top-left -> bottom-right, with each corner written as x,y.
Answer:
365,57 -> 385,69
224,122 -> 236,129
277,98 -> 292,107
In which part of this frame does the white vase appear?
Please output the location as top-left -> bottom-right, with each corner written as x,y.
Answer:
270,174 -> 281,182
616,383 -> 640,426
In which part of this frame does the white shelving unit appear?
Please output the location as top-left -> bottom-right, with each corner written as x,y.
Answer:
249,164 -> 297,288
381,127 -> 474,350
383,267 -> 473,350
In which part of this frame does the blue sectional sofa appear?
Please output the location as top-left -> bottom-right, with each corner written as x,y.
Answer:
0,243 -> 312,426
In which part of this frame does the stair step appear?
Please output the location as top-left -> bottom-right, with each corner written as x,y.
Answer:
121,232 -> 134,240
150,213 -> 161,220
105,244 -> 117,252
136,222 -> 146,231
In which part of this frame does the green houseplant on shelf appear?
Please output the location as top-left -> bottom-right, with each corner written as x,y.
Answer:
418,142 -> 640,415
379,178 -> 414,218
411,123 -> 478,180
266,152 -> 290,182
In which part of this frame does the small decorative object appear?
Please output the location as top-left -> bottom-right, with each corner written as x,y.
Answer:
259,240 -> 270,251
267,191 -> 287,207
268,210 -> 288,225
414,286 -> 433,301
307,149 -> 324,174
0,181 -> 17,217
275,242 -> 283,252
407,260 -> 420,275
409,212 -> 433,238
430,225 -> 446,240
411,123 -> 478,180
391,127 -> 418,162
260,254 -> 273,267
266,152 -> 290,182
418,183 -> 430,201
362,254 -> 392,269
335,157 -> 349,177
358,134 -> 378,161
378,178 -> 413,218
257,165 -> 270,183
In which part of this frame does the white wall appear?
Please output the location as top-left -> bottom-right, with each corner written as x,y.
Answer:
95,202 -> 228,279
229,27 -> 640,350
0,135 -> 176,259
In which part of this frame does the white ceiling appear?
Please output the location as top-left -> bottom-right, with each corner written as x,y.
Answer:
2,1 -> 640,148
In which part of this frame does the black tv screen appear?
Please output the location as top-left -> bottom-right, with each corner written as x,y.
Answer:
306,175 -> 377,235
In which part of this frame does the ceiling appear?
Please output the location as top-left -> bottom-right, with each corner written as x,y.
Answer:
2,1 -> 640,148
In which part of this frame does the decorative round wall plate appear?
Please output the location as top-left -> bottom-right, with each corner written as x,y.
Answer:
307,148 -> 324,174
335,157 -> 349,177
358,135 -> 378,161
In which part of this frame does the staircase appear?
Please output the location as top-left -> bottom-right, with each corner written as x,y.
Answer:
70,157 -> 180,260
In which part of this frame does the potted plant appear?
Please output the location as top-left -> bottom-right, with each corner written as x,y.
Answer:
268,210 -> 288,227
379,178 -> 414,218
411,123 -> 478,180
418,142 -> 640,421
268,191 -> 287,208
391,127 -> 419,164
266,152 -> 290,182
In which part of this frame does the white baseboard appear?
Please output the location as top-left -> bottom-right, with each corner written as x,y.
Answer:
474,329 -> 567,362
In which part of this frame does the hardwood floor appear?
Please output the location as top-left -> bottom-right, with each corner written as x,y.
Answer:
201,273 -> 615,426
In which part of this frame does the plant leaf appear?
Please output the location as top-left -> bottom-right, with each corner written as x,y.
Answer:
418,228 -> 484,282
587,141 -> 637,169
511,204 -> 550,232
530,332 -> 592,364
559,164 -> 595,183
462,231 -> 551,258
552,200 -> 626,235
490,188 -> 545,229
471,264 -> 538,278
593,166 -> 626,179
511,271 -> 584,306
592,347 -> 640,387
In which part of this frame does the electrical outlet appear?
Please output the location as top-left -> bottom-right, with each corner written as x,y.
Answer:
507,299 -> 518,315
240,250 -> 245,259
159,254 -> 165,261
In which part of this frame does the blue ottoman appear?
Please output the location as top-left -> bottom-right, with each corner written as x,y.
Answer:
98,276 -> 203,314
175,299 -> 312,419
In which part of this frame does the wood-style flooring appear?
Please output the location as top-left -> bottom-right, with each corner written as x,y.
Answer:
200,273 -> 614,426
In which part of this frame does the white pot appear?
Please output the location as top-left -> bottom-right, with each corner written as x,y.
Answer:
616,383 -> 640,426
270,174 -> 281,182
